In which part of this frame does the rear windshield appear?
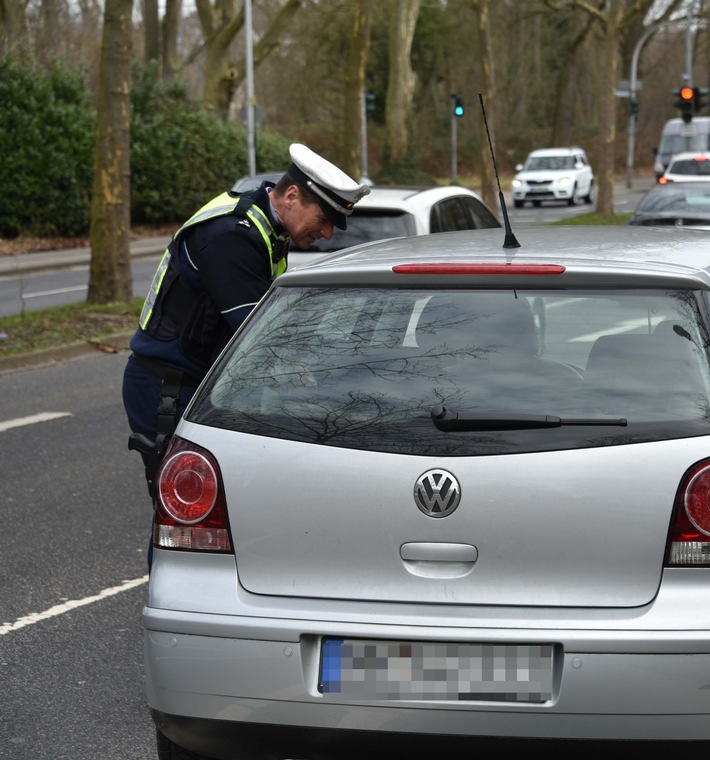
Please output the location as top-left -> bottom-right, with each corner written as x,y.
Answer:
188,287 -> 710,455
660,133 -> 710,156
637,185 -> 710,213
669,159 -> 710,176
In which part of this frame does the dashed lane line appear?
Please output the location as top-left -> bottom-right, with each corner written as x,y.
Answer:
0,576 -> 149,635
0,412 -> 72,432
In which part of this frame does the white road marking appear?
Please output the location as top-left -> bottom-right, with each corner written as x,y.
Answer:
0,576 -> 149,635
23,285 -> 87,298
0,412 -> 72,432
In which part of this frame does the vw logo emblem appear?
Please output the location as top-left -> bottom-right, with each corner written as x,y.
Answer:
414,469 -> 461,518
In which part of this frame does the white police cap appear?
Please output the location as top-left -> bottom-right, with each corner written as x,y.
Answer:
287,143 -> 370,230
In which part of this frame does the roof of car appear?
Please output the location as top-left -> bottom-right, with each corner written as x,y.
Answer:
666,151 -> 710,165
526,147 -> 587,157
277,225 -> 710,288
354,185 -> 486,210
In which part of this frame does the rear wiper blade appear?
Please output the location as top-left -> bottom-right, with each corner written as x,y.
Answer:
430,405 -> 627,431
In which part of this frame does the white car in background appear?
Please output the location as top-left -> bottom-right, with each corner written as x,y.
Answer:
288,185 -> 501,266
659,152 -> 710,184
232,177 -> 501,267
512,147 -> 595,208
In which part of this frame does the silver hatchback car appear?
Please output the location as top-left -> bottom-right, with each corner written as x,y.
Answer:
144,225 -> 710,759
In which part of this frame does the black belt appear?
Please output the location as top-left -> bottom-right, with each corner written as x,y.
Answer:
131,354 -> 203,388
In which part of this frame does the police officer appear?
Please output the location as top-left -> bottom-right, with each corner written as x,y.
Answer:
123,143 -> 370,496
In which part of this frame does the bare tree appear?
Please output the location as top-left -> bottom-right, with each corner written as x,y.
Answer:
0,0 -> 29,58
545,0 -> 682,214
87,0 -> 133,304
342,0 -> 373,180
143,0 -> 160,63
193,0 -> 302,116
550,12 -> 597,146
470,0 -> 497,211
162,0 -> 182,82
382,0 -> 422,177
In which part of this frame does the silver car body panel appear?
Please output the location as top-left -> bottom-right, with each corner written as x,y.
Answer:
144,225 -> 710,746
158,422 -> 706,608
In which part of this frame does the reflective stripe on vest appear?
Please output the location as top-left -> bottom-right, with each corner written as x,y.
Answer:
139,248 -> 171,331
138,193 -> 285,331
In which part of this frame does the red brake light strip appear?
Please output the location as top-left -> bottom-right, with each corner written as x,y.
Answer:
392,263 -> 565,275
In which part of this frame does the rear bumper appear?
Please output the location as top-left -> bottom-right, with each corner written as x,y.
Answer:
514,188 -> 570,202
151,710 -> 710,760
144,621 -> 710,747
144,558 -> 710,753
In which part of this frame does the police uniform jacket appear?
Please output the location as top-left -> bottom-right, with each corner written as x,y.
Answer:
130,183 -> 288,380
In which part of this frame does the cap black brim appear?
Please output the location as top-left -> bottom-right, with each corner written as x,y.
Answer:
317,199 -> 347,230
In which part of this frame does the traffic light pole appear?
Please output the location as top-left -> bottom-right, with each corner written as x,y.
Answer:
451,105 -> 458,184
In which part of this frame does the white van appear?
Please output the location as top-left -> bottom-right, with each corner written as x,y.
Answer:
654,117 -> 710,180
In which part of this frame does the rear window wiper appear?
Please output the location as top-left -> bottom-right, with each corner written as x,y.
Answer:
430,405 -> 627,431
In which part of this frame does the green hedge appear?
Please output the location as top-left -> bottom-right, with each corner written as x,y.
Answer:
0,60 -> 95,237
0,59 -> 292,238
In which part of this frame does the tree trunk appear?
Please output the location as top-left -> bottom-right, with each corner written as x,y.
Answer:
0,0 -> 29,59
161,0 -> 182,82
595,19 -> 618,215
39,0 -> 62,59
551,14 -> 595,146
383,0 -> 421,177
143,0 -> 160,64
87,0 -> 133,305
196,0 -> 302,117
342,0 -> 373,181
471,0 -> 497,212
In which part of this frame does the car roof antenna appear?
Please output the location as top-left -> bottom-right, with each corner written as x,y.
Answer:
479,93 -> 520,249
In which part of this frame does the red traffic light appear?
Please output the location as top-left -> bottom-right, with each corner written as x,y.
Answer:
680,86 -> 694,101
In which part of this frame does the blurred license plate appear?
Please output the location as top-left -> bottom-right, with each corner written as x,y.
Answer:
319,638 -> 553,702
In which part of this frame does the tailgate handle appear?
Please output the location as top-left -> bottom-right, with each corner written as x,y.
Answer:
400,542 -> 478,562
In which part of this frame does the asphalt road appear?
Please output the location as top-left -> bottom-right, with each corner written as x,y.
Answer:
0,351 -> 155,760
2,259 -> 708,760
1,176 -> 676,760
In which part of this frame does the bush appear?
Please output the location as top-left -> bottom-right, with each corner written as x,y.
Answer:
0,59 -> 294,238
0,59 -> 95,237
131,64 -> 292,224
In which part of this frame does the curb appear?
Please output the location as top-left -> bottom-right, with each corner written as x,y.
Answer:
0,331 -> 133,375
0,236 -> 171,276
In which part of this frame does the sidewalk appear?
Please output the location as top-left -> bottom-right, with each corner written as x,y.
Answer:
0,235 -> 172,276
0,235 -> 172,374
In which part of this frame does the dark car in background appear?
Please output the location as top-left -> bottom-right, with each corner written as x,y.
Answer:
144,224 -> 710,760
628,181 -> 710,229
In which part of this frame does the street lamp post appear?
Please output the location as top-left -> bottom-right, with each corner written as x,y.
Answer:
626,24 -> 658,188
244,0 -> 256,177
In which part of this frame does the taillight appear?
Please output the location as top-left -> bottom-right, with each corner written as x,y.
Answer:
153,437 -> 232,552
667,460 -> 710,566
